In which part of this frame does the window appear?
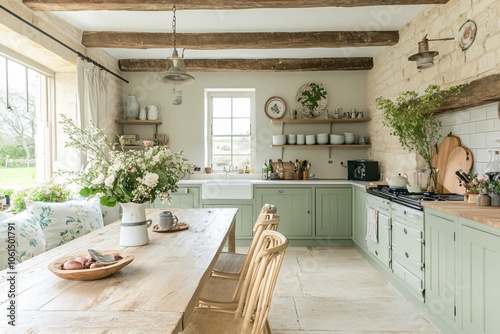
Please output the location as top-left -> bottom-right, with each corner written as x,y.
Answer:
206,90 -> 255,172
0,54 -> 53,189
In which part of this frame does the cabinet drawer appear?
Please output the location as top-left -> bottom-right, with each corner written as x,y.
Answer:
392,220 -> 423,277
392,261 -> 424,301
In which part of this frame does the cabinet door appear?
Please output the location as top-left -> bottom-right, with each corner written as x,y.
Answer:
255,188 -> 312,237
150,187 -> 200,208
425,212 -> 456,330
352,187 -> 367,247
315,187 -> 352,237
461,225 -> 500,334
203,204 -> 254,238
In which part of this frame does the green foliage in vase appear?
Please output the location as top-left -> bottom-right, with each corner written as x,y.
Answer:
296,83 -> 327,116
376,84 -> 460,168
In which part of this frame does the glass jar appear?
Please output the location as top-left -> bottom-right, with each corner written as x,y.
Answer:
484,150 -> 500,180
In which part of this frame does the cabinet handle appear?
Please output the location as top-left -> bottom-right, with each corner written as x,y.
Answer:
307,210 -> 311,214
375,250 -> 378,256
278,190 -> 283,193
405,252 -> 409,258
403,228 -> 408,234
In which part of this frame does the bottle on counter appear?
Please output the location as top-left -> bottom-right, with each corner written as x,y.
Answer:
268,159 -> 273,179
262,161 -> 268,180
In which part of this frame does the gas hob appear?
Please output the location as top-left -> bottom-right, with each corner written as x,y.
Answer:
367,186 -> 464,210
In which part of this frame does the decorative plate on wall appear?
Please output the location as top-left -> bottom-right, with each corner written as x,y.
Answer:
264,96 -> 287,119
457,20 -> 477,51
296,83 -> 328,118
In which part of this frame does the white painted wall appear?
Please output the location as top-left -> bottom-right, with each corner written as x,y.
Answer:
122,71 -> 371,179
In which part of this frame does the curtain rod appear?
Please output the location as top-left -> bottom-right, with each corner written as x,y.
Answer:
0,5 -> 129,84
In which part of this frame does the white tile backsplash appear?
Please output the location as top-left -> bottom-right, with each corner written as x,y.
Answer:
437,102 -> 500,173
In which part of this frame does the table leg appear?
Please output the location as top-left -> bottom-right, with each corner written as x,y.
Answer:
228,217 -> 236,253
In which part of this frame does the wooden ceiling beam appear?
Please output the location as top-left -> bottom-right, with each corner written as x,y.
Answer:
83,31 -> 399,49
118,57 -> 374,72
23,0 -> 450,11
439,73 -> 500,113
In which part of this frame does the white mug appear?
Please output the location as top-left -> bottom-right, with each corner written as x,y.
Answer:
147,105 -> 158,120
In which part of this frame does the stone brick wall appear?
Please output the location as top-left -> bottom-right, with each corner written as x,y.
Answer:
367,0 -> 500,180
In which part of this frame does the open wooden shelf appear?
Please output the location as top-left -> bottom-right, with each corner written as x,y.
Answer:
272,144 -> 371,148
271,117 -> 370,124
115,120 -> 162,125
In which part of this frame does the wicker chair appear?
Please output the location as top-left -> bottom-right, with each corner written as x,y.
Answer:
198,214 -> 280,309
182,230 -> 289,334
211,204 -> 278,279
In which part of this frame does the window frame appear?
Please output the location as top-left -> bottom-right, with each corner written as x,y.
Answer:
205,89 -> 256,172
0,50 -> 55,184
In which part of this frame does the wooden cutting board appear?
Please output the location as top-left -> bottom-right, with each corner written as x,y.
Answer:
436,134 -> 461,192
441,146 -> 474,194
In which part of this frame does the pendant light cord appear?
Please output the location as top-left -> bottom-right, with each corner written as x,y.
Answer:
0,4 -> 129,84
172,0 -> 177,51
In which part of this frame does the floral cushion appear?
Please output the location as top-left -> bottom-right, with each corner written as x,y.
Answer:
0,211 -> 46,270
26,198 -> 104,251
0,212 -> 14,222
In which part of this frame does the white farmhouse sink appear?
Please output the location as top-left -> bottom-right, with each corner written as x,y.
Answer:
202,179 -> 253,200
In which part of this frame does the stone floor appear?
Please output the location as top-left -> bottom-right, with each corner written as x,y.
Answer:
267,247 -> 441,334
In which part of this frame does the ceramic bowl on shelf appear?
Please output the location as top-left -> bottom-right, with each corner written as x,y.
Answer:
296,134 -> 305,145
316,133 -> 329,145
344,132 -> 355,144
305,134 -> 316,145
287,134 -> 297,145
330,134 -> 344,144
272,135 -> 287,145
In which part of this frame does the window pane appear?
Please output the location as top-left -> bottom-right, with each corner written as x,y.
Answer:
212,97 -> 231,118
233,97 -> 250,118
212,136 -> 231,154
233,137 -> 251,154
232,118 -> 250,135
212,155 -> 231,169
233,155 -> 251,169
0,57 -> 6,111
27,69 -> 41,114
212,118 -> 231,135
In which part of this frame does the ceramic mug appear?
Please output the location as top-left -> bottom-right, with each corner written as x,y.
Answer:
158,211 -> 178,230
139,106 -> 147,120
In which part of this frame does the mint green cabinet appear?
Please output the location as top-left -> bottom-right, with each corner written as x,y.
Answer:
461,221 -> 500,334
424,210 -> 457,331
352,187 -> 367,248
150,186 -> 200,208
255,187 -> 312,237
315,187 -> 352,237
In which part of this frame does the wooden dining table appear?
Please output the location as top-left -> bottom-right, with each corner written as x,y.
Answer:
0,208 -> 237,333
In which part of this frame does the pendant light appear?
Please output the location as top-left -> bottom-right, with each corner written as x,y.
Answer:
156,0 -> 195,85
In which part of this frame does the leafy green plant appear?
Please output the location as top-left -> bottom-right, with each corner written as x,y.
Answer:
375,84 -> 460,191
10,180 -> 72,213
296,83 -> 327,116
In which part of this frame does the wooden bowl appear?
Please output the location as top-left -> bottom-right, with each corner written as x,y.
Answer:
48,250 -> 134,281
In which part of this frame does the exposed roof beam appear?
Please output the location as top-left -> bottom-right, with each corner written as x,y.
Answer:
23,0 -> 450,11
83,31 -> 399,49
118,57 -> 374,72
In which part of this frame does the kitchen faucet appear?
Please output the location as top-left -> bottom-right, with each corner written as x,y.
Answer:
223,165 -> 234,180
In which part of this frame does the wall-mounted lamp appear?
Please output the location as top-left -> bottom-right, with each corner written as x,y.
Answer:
409,20 -> 477,69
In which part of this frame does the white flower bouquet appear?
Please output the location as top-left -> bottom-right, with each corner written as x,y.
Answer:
58,115 -> 192,207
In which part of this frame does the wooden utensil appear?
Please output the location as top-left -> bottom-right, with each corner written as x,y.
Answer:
436,134 -> 461,192
441,146 -> 474,194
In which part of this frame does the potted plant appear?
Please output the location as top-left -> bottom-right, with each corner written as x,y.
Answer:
375,84 -> 460,191
488,178 -> 500,206
296,83 -> 327,118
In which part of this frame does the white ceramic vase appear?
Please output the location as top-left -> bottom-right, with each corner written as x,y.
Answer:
119,202 -> 152,246
125,95 -> 140,120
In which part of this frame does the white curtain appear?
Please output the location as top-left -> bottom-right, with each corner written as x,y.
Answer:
75,57 -> 109,169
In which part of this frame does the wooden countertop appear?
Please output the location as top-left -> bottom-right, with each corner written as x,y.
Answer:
422,201 -> 500,229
